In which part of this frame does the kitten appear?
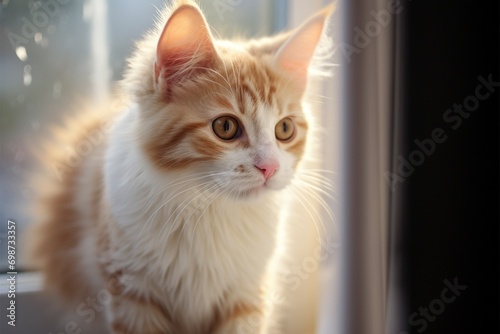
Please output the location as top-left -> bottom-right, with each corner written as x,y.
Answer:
29,0 -> 334,333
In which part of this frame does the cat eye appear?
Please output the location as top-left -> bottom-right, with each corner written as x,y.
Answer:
212,116 -> 240,140
275,118 -> 295,141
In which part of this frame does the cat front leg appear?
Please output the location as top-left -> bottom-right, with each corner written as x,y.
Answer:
212,306 -> 276,334
104,287 -> 175,334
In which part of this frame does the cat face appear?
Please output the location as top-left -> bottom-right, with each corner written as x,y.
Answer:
135,1 -> 330,199
142,55 -> 307,198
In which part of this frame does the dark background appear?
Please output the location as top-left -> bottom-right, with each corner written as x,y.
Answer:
395,0 -> 499,333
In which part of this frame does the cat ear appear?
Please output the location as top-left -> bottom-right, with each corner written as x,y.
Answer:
155,3 -> 216,84
275,4 -> 334,91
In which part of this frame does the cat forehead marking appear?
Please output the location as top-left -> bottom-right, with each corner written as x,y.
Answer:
225,59 -> 282,116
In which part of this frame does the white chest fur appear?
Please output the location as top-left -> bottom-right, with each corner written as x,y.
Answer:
103,107 -> 281,323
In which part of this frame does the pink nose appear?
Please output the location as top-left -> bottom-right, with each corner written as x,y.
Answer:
255,161 -> 280,181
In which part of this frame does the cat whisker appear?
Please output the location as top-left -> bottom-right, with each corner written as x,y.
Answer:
298,168 -> 339,177
139,171 -> 226,217
293,170 -> 340,241
288,188 -> 325,248
183,184 -> 227,253
207,24 -> 226,51
205,68 -> 233,92
226,55 -> 239,95
206,25 -> 239,95
296,169 -> 335,183
158,181 -> 221,246
292,182 -> 338,235
295,172 -> 339,206
295,177 -> 338,202
206,61 -> 233,91
133,178 -> 217,247
295,173 -> 338,196
216,180 -> 237,211
306,92 -> 333,100
296,170 -> 335,184
148,178 -> 215,230
181,66 -> 233,95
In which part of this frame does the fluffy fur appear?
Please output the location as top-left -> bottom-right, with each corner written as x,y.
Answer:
29,1 -> 334,333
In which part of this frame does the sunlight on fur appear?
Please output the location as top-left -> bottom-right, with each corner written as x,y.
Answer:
28,1 -> 337,333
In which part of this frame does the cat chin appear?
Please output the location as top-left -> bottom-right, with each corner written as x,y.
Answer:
228,182 -> 288,202
238,185 -> 267,199
231,190 -> 270,203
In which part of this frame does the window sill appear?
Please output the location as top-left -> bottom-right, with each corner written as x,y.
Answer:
0,272 -> 106,333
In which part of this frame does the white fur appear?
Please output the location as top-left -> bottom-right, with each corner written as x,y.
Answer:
100,104 -> 287,332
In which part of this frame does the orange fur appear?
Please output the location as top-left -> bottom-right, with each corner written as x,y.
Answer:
28,105 -> 118,303
139,49 -> 309,172
28,1 -> 334,332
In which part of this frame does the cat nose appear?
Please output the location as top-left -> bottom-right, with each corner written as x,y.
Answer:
255,161 -> 280,181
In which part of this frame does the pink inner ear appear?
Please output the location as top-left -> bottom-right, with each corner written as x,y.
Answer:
154,47 -> 213,83
275,8 -> 331,91
155,5 -> 216,83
